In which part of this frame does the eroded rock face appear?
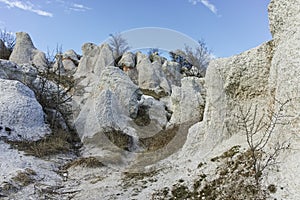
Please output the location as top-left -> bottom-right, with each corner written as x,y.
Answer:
187,1 -> 300,198
268,0 -> 300,38
268,0 -> 300,138
203,41 -> 274,142
0,79 -> 50,141
9,32 -> 47,70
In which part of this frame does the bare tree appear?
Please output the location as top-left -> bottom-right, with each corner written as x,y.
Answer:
170,40 -> 212,77
236,99 -> 291,185
0,29 -> 15,59
108,33 -> 130,63
34,45 -> 74,130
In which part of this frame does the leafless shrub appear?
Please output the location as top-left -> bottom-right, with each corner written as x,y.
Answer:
0,29 -> 15,59
109,33 -> 130,64
0,28 -> 15,51
35,46 -> 74,130
236,99 -> 291,185
170,40 -> 212,77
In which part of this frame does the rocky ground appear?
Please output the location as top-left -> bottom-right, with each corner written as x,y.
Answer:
0,0 -> 300,199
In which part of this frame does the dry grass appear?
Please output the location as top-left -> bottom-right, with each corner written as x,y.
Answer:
11,168 -> 37,187
103,129 -> 133,151
152,146 -> 272,200
134,105 -> 151,126
140,88 -> 168,100
6,129 -> 77,158
139,125 -> 179,151
62,157 -> 105,169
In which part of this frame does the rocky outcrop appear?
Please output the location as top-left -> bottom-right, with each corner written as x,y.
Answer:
74,67 -> 142,162
203,41 -> 274,142
73,43 -> 114,116
0,79 -> 50,141
177,0 -> 300,199
136,52 -> 171,97
9,32 -> 47,71
201,0 -> 300,143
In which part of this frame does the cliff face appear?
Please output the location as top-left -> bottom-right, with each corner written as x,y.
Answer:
203,0 -> 300,144
195,0 -> 300,198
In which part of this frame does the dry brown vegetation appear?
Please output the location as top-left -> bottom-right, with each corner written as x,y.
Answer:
6,129 -> 78,158
62,157 -> 105,169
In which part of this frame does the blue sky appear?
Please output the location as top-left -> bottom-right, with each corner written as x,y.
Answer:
0,0 -> 271,57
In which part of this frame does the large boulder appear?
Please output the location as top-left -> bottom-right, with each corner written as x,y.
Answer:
162,60 -> 182,87
74,67 -> 142,162
136,52 -> 171,97
0,79 -> 50,141
75,43 -> 114,78
118,52 -> 138,84
118,51 -> 135,68
169,77 -> 205,126
9,32 -> 47,70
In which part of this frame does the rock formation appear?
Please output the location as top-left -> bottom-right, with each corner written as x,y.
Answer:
0,0 -> 299,199
73,43 -> 115,116
136,52 -> 171,96
9,32 -> 48,71
0,79 -> 50,141
169,77 -> 205,126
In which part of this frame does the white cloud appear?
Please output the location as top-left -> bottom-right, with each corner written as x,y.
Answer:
0,0 -> 53,17
189,0 -> 218,15
70,3 -> 91,12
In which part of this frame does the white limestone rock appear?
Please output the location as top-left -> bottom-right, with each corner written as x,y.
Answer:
136,52 -> 171,96
73,43 -> 114,116
9,32 -> 47,71
0,79 -> 50,141
169,77 -> 205,126
162,60 -> 182,87
74,67 -> 142,162
203,41 -> 274,143
0,59 -> 38,84
118,51 -> 135,68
